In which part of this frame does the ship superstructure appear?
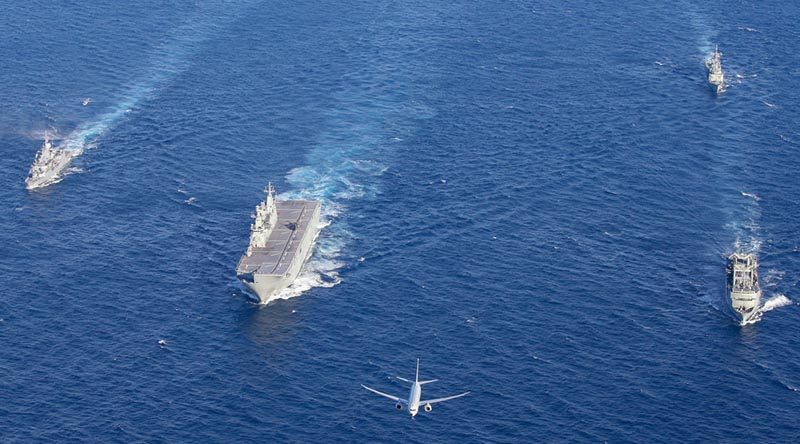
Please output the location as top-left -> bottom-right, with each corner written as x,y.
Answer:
236,183 -> 321,304
726,252 -> 762,325
25,134 -> 80,190
705,45 -> 725,94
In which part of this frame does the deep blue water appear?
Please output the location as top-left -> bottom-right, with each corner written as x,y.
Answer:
2,1 -> 800,442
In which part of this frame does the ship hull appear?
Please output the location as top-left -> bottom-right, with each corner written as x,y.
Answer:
707,77 -> 724,94
243,233 -> 317,304
732,310 -> 761,326
236,200 -> 321,304
25,152 -> 78,190
243,275 -> 295,305
705,52 -> 725,94
26,169 -> 66,190
726,284 -> 762,326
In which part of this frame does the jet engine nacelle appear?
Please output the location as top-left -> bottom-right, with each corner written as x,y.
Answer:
395,402 -> 404,411
424,403 -> 432,412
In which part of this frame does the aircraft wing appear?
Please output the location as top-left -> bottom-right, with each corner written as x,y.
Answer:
420,391 -> 470,405
362,384 -> 406,404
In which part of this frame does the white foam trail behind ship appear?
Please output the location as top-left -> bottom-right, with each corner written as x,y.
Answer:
277,156 -> 388,300
273,86 -> 431,299
761,294 -> 792,313
724,192 -> 792,323
34,1 -> 256,183
681,2 -> 717,56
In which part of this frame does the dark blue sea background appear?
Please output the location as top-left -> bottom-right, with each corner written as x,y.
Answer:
1,0 -> 799,442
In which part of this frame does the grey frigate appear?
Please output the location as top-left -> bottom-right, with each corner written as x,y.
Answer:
726,252 -> 762,325
25,134 -> 81,190
236,183 -> 321,304
705,45 -> 725,94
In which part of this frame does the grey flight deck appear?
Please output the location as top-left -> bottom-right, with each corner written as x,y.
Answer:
236,200 -> 319,276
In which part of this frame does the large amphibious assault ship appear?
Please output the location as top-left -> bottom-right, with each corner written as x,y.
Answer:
705,45 -> 725,94
236,183 -> 321,304
726,252 -> 762,325
25,134 -> 81,190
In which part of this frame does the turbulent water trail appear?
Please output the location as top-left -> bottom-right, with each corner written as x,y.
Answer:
682,1 -> 718,55
682,4 -> 791,324
727,191 -> 762,255
275,85 -> 432,299
276,106 -> 392,299
761,294 -> 792,313
38,1 -> 255,179
722,191 -> 792,324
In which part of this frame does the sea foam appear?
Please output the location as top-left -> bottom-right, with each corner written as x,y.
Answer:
761,294 -> 792,313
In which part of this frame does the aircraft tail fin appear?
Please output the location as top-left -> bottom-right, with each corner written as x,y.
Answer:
396,376 -> 412,384
419,379 -> 438,385
415,358 -> 420,382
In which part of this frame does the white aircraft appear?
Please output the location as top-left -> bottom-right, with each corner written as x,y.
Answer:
361,359 -> 470,417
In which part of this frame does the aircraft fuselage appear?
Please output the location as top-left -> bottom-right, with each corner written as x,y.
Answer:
408,382 -> 422,416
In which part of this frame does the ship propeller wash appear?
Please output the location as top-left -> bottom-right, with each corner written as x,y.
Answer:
236,183 -> 321,304
705,45 -> 725,94
25,134 -> 81,190
726,252 -> 762,325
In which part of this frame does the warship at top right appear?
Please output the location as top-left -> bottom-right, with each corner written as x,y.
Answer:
705,44 -> 725,94
726,252 -> 762,326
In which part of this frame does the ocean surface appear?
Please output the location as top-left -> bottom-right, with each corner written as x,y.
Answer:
1,1 -> 799,442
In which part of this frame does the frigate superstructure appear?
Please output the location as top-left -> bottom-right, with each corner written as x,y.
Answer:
25,134 -> 81,190
726,252 -> 762,325
705,45 -> 725,94
236,183 -> 321,304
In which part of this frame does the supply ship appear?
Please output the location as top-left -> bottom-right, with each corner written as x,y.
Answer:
705,45 -> 725,94
726,252 -> 762,325
25,134 -> 80,190
236,183 -> 320,304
